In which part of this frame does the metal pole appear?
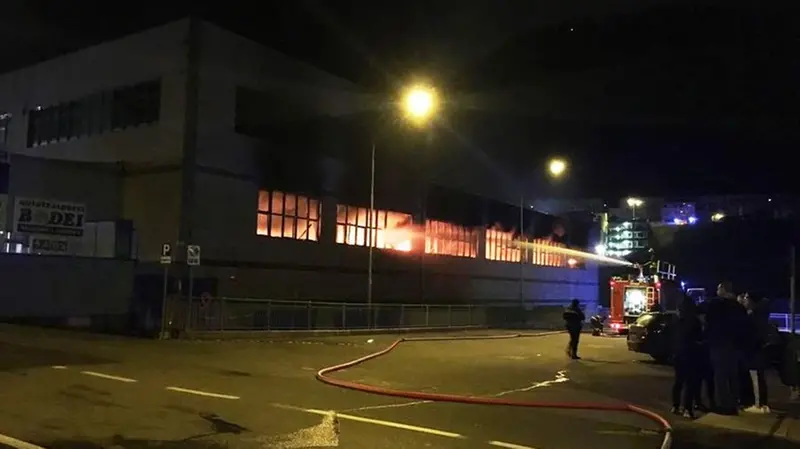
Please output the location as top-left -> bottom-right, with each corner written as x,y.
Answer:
367,140 -> 376,327
790,244 -> 796,335
518,193 -> 524,302
187,265 -> 194,331
160,266 -> 169,339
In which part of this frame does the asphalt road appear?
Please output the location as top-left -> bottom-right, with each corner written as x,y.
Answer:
0,325 -> 792,449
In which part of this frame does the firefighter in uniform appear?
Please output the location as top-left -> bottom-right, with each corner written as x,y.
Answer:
563,299 -> 585,360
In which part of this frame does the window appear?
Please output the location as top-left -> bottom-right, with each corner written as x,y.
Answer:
27,79 -> 161,147
256,190 -> 320,241
485,227 -> 520,262
336,205 -> 414,251
425,220 -> 478,258
0,113 -> 10,148
527,239 -> 567,267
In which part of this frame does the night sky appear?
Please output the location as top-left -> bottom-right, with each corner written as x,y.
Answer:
4,0 -> 799,199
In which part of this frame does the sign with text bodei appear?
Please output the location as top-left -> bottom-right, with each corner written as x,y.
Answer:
13,197 -> 86,237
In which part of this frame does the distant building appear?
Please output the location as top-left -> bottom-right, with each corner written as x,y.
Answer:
605,219 -> 650,258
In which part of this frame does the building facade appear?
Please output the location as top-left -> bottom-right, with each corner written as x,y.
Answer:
0,19 -> 598,308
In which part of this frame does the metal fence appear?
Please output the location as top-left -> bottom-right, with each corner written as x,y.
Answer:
162,297 -> 568,333
770,313 -> 800,333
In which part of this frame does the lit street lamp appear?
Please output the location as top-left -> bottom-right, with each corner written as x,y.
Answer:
626,197 -> 644,220
518,157 -> 569,301
368,84 -> 439,316
548,158 -> 567,177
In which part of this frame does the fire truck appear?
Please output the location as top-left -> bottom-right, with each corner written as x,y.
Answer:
607,261 -> 682,334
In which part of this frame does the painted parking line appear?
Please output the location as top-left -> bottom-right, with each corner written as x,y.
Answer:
80,371 -> 138,383
165,386 -> 240,400
0,433 -> 47,449
273,403 -> 537,448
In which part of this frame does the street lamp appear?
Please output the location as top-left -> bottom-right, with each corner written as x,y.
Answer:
367,84 -> 439,317
518,157 -> 569,301
626,197 -> 643,220
548,158 -> 567,177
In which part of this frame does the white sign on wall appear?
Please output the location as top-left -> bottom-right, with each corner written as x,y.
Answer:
13,197 -> 86,237
30,235 -> 70,254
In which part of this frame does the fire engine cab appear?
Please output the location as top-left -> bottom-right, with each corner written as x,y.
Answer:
607,261 -> 682,334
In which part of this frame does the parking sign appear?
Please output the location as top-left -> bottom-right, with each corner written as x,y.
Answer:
187,244 -> 201,266
160,243 -> 172,264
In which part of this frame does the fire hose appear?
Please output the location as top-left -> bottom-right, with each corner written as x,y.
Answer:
316,332 -> 673,449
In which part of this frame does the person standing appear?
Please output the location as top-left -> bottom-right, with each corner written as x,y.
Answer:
742,293 -> 771,413
563,299 -> 585,360
699,281 -> 749,415
671,296 -> 704,418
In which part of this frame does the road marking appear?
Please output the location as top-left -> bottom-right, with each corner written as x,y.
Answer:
0,433 -> 47,449
343,400 -> 432,412
273,403 -> 464,438
345,370 -> 569,412
165,386 -> 240,400
493,370 -> 569,397
489,441 -> 537,449
80,371 -> 138,383
51,365 -> 67,370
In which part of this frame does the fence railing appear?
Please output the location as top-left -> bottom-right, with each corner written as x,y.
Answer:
769,313 -> 800,334
161,297 -> 570,333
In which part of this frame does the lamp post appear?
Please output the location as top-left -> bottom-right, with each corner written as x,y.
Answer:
367,84 -> 438,324
626,197 -> 644,220
518,158 -> 569,302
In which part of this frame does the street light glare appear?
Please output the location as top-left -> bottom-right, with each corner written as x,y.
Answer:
548,158 -> 567,177
402,85 -> 437,123
626,197 -> 644,208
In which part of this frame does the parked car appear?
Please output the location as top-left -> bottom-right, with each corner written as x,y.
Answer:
627,312 -> 676,363
627,311 -> 784,366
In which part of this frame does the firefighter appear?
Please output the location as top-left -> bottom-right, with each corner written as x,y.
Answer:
563,299 -> 585,360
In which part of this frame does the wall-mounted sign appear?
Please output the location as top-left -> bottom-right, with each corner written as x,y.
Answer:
30,235 -> 70,254
13,197 -> 86,237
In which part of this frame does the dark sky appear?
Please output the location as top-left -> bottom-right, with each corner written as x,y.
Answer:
4,0 -> 799,198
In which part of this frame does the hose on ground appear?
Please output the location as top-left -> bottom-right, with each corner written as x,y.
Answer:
316,332 -> 673,449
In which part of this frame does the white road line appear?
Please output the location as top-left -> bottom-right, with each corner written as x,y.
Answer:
0,433 -> 47,449
165,386 -> 240,400
489,441 -> 537,449
80,371 -> 138,383
273,403 -> 464,438
343,400 -> 432,412
275,403 -> 536,448
51,365 -> 67,369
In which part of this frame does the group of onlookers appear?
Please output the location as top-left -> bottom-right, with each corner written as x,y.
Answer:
671,281 -> 773,418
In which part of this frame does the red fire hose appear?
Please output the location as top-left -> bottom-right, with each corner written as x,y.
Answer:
317,332 -> 673,449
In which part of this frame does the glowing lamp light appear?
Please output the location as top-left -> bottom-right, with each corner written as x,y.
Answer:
711,212 -> 725,222
688,216 -> 697,224
567,258 -> 578,267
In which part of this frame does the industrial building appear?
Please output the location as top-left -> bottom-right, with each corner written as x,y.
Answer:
0,18 -> 598,326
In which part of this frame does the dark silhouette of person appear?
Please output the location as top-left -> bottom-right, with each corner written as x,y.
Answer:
694,318 -> 715,411
671,295 -> 704,418
698,281 -> 749,415
563,299 -> 585,360
741,293 -> 771,413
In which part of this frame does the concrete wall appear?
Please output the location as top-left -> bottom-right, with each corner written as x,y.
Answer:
179,237 -> 598,305
0,20 -> 188,165
0,254 -> 134,317
0,20 -> 193,260
7,155 -> 121,224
